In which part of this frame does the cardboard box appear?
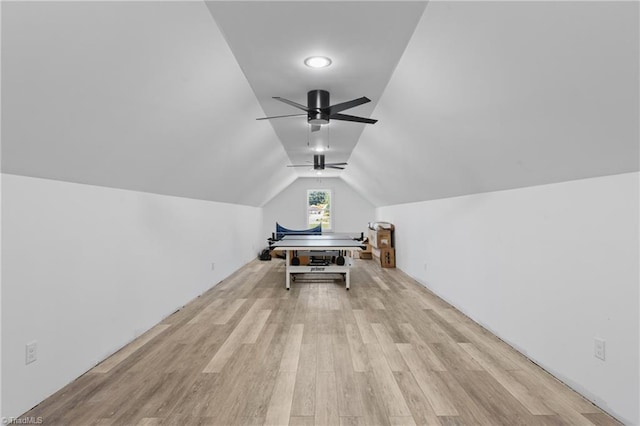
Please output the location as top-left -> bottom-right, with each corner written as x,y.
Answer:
369,229 -> 392,249
360,243 -> 372,258
354,243 -> 373,260
379,248 -> 395,268
372,247 -> 395,268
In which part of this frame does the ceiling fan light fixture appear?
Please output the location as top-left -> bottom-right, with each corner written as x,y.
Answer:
308,117 -> 329,125
304,56 -> 332,68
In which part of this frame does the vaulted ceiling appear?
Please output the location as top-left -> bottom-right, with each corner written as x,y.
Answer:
206,1 -> 426,178
2,1 -> 638,207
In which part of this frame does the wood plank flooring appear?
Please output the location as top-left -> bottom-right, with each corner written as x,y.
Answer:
22,259 -> 621,425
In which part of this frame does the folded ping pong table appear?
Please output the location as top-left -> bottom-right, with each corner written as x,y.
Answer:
270,234 -> 366,290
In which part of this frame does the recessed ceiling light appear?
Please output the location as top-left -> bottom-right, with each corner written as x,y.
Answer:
304,56 -> 332,68
314,147 -> 325,153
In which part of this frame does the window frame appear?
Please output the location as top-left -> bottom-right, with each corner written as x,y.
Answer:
306,189 -> 332,231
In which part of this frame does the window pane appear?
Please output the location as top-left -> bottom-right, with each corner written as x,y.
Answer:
307,190 -> 331,230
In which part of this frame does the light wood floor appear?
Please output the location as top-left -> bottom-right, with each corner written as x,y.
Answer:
24,259 -> 620,426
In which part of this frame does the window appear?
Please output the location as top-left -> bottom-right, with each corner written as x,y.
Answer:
307,189 -> 332,231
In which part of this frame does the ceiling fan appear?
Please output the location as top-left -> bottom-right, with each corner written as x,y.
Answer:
287,154 -> 347,170
257,89 -> 378,131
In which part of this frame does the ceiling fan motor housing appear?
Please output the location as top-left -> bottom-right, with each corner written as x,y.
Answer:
307,90 -> 330,125
313,154 -> 326,170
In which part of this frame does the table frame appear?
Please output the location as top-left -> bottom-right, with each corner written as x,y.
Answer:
270,235 -> 365,290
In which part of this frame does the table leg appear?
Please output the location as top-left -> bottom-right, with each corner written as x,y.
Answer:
345,252 -> 351,290
286,250 -> 291,290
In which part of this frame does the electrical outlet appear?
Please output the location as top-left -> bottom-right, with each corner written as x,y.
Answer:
594,338 -> 605,361
424,263 -> 428,271
26,341 -> 37,365
211,262 -> 215,271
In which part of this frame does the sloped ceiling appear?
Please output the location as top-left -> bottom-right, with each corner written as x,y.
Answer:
2,1 -> 638,208
206,1 -> 425,178
342,1 -> 639,206
1,1 -> 296,207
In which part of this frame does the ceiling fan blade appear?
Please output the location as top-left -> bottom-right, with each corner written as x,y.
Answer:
327,165 -> 345,170
273,97 -> 311,112
326,162 -> 348,166
328,97 -> 371,114
310,124 -> 321,132
256,113 -> 307,121
287,164 -> 312,167
329,113 -> 378,124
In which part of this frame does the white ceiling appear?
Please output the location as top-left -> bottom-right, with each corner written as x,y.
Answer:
206,1 -> 426,177
2,1 -> 638,207
342,1 -> 639,205
1,1 -> 297,206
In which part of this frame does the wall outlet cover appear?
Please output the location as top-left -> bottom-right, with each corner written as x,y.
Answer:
594,338 -> 606,361
26,341 -> 37,365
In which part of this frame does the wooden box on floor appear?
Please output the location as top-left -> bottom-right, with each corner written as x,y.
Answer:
372,247 -> 395,268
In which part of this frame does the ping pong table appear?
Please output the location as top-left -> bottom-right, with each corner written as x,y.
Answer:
270,234 -> 366,290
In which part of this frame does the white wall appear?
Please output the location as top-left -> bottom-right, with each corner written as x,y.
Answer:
1,174 -> 263,418
262,177 -> 375,241
0,171 -> 3,419
377,172 -> 639,425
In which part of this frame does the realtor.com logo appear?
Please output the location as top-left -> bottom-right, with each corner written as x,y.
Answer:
1,417 -> 43,425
